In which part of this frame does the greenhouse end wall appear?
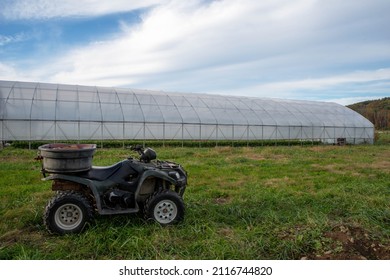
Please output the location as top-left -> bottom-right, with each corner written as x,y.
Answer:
0,80 -> 374,145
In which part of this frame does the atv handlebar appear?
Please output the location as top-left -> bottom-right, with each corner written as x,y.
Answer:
129,145 -> 157,163
131,144 -> 144,155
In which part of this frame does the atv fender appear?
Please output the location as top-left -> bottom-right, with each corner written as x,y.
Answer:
135,169 -> 176,200
42,174 -> 105,213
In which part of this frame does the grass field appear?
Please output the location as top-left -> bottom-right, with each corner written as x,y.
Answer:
0,141 -> 389,259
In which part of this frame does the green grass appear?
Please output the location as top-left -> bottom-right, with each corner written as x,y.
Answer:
0,143 -> 389,260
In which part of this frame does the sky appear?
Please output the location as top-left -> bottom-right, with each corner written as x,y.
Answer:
0,0 -> 389,105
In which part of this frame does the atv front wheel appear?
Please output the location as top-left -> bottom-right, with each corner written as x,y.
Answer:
44,191 -> 93,234
144,190 -> 185,225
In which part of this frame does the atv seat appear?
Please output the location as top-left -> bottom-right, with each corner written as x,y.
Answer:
81,162 -> 123,181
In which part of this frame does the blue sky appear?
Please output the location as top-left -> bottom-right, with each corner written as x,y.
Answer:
0,0 -> 389,105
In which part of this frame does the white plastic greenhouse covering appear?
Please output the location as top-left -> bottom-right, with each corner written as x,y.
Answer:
0,80 -> 374,144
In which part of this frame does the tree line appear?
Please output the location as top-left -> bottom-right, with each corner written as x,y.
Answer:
347,97 -> 390,130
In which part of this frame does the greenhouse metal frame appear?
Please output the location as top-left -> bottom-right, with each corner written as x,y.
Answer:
0,80 -> 374,145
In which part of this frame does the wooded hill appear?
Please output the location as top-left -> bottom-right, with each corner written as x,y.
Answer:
347,97 -> 390,130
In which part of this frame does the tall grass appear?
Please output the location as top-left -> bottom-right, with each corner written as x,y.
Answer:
0,143 -> 389,259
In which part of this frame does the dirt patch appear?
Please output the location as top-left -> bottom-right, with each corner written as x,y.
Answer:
306,225 -> 390,260
241,148 -> 266,161
264,177 -> 291,188
266,154 -> 290,163
218,227 -> 235,238
212,146 -> 233,155
365,160 -> 390,172
311,163 -> 347,175
214,196 -> 232,205
311,163 -> 364,177
0,227 -> 45,248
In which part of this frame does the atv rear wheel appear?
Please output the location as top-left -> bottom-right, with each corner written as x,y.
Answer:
44,191 -> 93,234
144,190 -> 184,225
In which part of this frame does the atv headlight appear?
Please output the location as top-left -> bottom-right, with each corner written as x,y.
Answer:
169,171 -> 180,179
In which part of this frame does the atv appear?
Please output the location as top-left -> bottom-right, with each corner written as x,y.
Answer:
37,144 -> 187,234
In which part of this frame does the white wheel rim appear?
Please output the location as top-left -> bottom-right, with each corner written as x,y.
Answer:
54,203 -> 83,230
154,199 -> 177,224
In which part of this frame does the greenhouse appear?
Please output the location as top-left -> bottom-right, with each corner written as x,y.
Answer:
0,80 -> 374,145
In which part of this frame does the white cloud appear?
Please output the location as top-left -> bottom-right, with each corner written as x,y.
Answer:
0,0 -> 168,19
324,96 -> 388,106
0,63 -> 17,79
41,0 -> 333,85
1,0 -> 389,104
0,33 -> 28,46
243,69 -> 390,93
0,62 -> 34,81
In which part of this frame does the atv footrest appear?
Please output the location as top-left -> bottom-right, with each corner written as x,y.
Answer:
98,207 -> 139,215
